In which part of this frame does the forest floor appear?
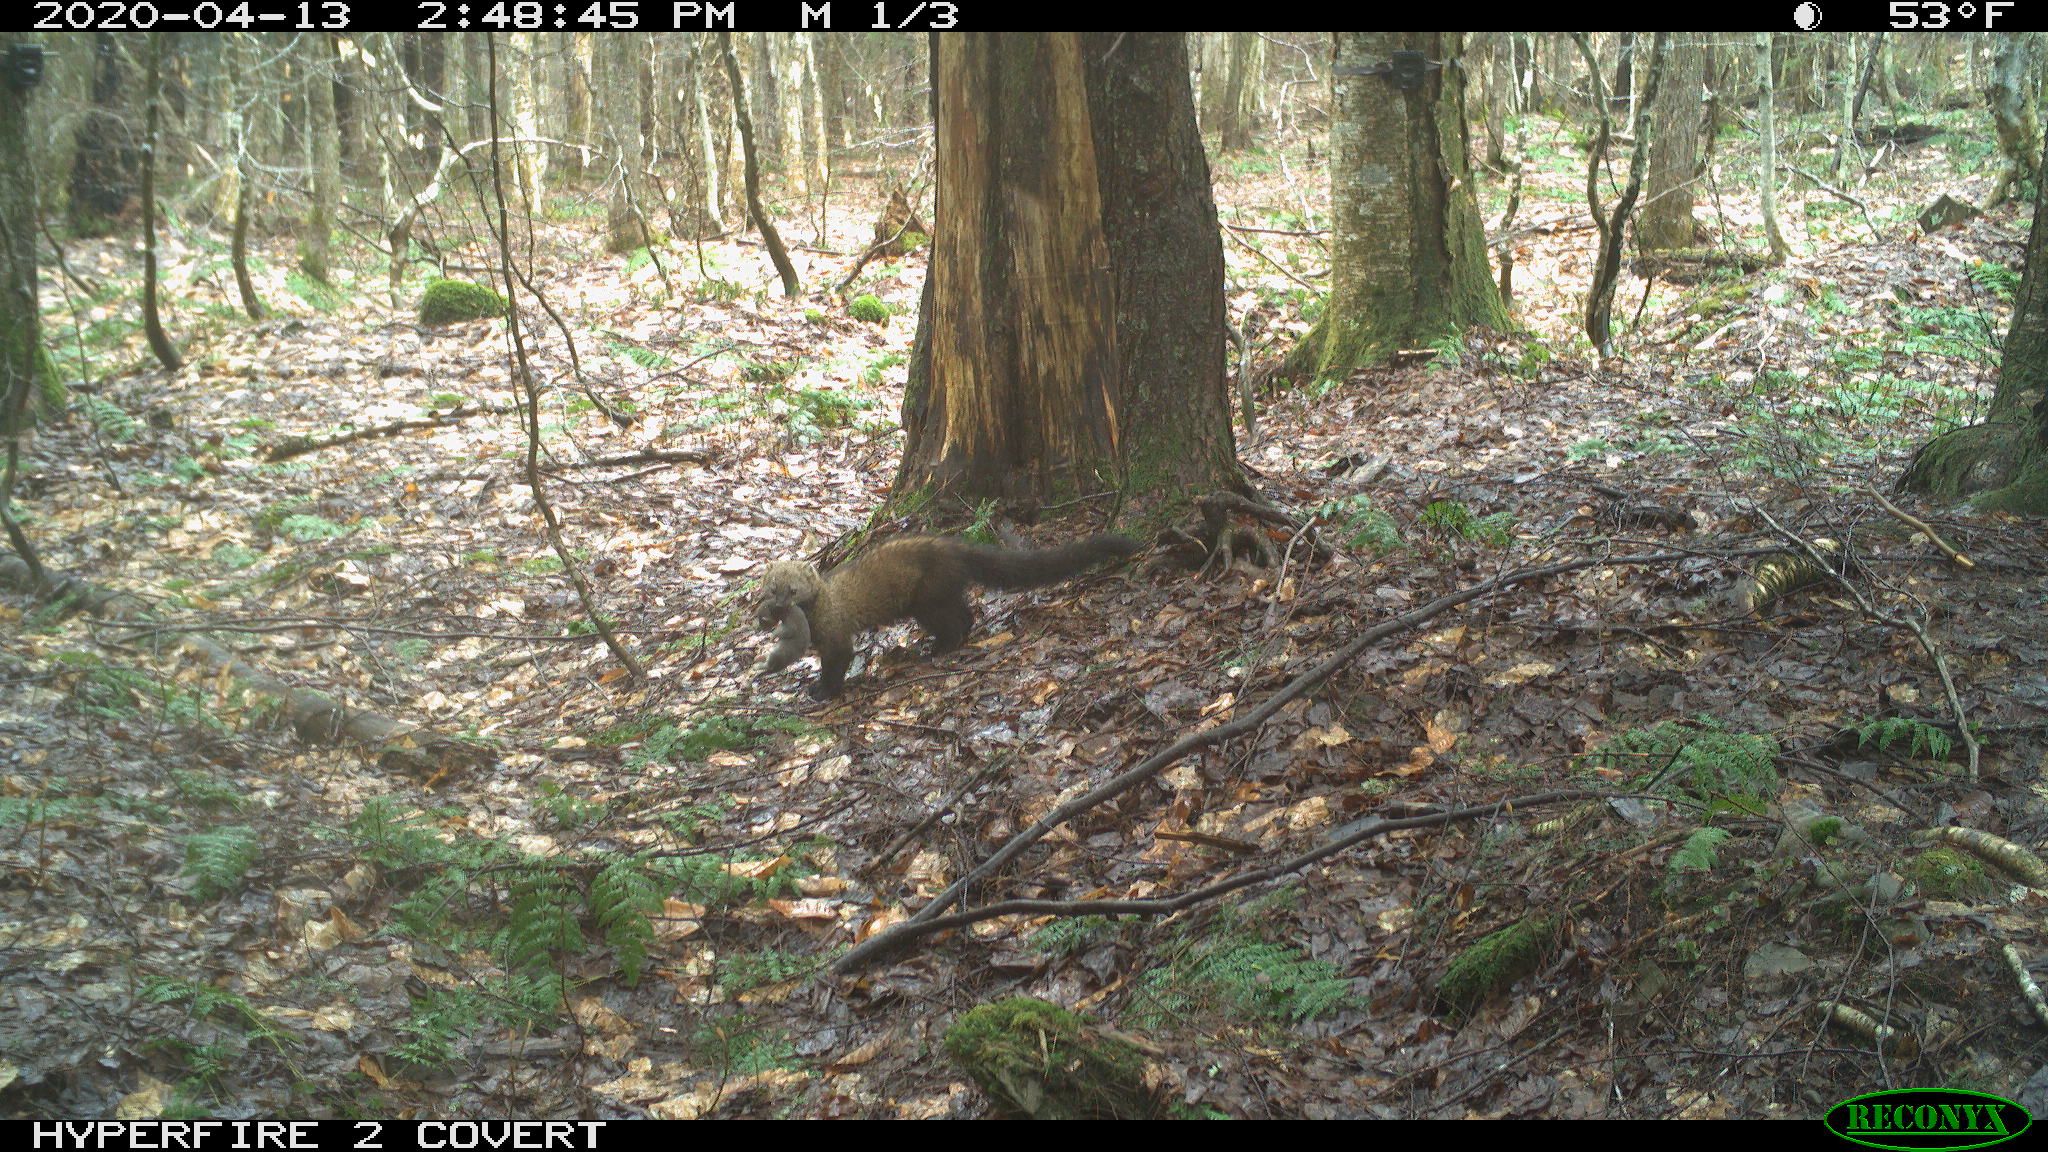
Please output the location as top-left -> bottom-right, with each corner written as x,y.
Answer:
4,108 -> 2048,1120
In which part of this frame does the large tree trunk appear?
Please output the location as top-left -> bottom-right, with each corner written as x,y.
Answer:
895,32 -> 1239,512
68,32 -> 139,236
298,33 -> 340,285
0,34 -> 43,443
1900,123 -> 2048,513
1638,31 -> 1706,252
597,34 -> 650,252
1984,33 -> 2041,209
1283,32 -> 1509,383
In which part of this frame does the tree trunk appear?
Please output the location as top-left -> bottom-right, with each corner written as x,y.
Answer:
598,35 -> 650,252
1576,31 -> 1666,353
1832,31 -> 1883,178
800,34 -> 828,200
817,34 -> 845,156
1639,32 -> 1706,252
1899,119 -> 2048,514
686,34 -> 724,232
1609,32 -> 1636,118
1224,32 -> 1260,152
298,33 -> 340,285
68,32 -> 138,236
1757,32 -> 1790,262
896,32 -> 1239,512
0,32 -> 43,447
140,30 -> 180,373
1985,33 -> 2041,209
748,32 -> 784,174
718,31 -> 798,295
1283,32 -> 1509,383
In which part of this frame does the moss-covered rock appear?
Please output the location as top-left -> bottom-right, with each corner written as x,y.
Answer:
1908,846 -> 1989,899
943,997 -> 1161,1120
417,279 -> 509,326
1435,916 -> 1559,1018
848,295 -> 889,324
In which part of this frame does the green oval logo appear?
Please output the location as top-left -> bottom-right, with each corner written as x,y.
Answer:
1826,1089 -> 2032,1151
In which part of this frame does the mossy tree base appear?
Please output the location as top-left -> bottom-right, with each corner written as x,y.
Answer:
1899,420 -> 2048,515
1281,310 -> 1430,386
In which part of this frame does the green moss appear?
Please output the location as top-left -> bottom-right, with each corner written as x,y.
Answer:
1908,846 -> 1987,899
1435,916 -> 1558,1018
1972,456 -> 2048,515
943,998 -> 1159,1120
417,279 -> 509,326
848,294 -> 889,324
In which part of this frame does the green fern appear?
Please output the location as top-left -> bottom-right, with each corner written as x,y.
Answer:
286,270 -> 347,311
394,984 -> 493,1066
1966,260 -> 2020,298
717,947 -> 812,994
636,713 -> 817,767
1029,915 -> 1124,957
142,978 -> 292,1105
659,799 -> 733,842
742,358 -> 802,386
657,853 -> 798,909
144,978 -> 288,1042
340,799 -> 804,1070
1590,718 -> 1779,803
963,499 -> 1001,545
605,339 -> 674,370
0,795 -> 101,826
1418,500 -> 1512,545
860,351 -> 906,386
1128,898 -> 1356,1031
181,827 -> 262,900
80,395 -> 137,441
1853,716 -> 1954,762
389,638 -> 432,666
1132,939 -> 1354,1028
499,867 -> 585,971
1668,827 -> 1731,873
689,1010 -> 801,1076
590,857 -> 662,985
170,770 -> 247,811
279,513 -> 351,542
1314,493 -> 1401,556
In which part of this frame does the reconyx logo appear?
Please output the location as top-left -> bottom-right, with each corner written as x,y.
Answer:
1826,1090 -> 2032,1151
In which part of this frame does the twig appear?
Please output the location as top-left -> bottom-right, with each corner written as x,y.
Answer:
1865,486 -> 1972,569
264,404 -> 515,461
1753,507 -> 1978,778
867,756 -> 1010,871
1221,223 -> 1320,291
835,549 -> 1706,972
1781,164 -> 1882,241
840,789 -> 1599,965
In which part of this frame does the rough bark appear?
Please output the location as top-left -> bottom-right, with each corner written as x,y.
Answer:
896,32 -> 1239,515
1638,31 -> 1706,252
1900,120 -> 2048,513
1283,32 -> 1509,383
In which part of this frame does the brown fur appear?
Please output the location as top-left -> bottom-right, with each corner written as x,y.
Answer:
754,533 -> 1139,699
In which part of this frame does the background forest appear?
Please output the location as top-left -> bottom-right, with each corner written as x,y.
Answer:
2,29 -> 2047,1120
